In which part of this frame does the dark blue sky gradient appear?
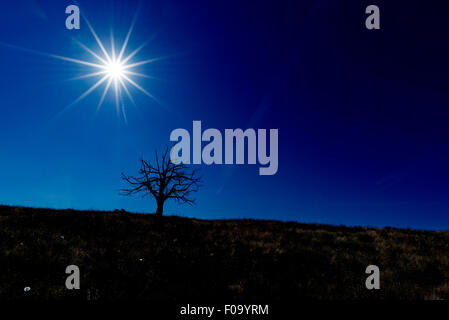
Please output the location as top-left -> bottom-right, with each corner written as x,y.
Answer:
1,0 -> 449,230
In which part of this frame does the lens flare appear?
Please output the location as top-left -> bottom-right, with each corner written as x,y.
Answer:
52,15 -> 161,121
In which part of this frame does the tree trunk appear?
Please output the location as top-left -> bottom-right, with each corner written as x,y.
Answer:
155,200 -> 164,217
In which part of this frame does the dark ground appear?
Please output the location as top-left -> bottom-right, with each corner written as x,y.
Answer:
0,205 -> 448,300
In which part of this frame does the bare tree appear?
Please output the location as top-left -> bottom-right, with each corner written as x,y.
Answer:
121,146 -> 201,217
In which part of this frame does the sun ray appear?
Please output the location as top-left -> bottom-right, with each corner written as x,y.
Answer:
120,41 -> 149,65
123,70 -> 158,79
120,89 -> 128,124
72,38 -> 109,65
122,74 -> 157,102
114,79 -> 120,116
83,15 -> 112,63
120,30 -> 161,65
110,29 -> 116,62
122,57 -> 161,69
117,15 -> 137,62
97,77 -> 113,113
67,70 -> 107,81
70,74 -> 110,107
118,77 -> 135,105
49,54 -> 105,69
55,74 -> 110,119
0,40 -> 107,70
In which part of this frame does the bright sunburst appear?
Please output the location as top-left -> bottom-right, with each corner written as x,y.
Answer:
52,15 -> 159,122
106,61 -> 124,79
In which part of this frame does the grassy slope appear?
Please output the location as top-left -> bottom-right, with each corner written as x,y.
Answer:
0,205 -> 448,300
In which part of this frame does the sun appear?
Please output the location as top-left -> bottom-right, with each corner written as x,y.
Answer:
48,14 -> 161,122
106,61 -> 125,80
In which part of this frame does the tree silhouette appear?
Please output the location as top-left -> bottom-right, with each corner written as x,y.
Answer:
121,146 -> 201,217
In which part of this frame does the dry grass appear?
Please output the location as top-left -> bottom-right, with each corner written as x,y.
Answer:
1,205 -> 448,300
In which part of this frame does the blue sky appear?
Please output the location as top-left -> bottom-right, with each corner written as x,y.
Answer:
1,0 -> 449,230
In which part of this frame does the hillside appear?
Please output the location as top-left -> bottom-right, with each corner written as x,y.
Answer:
0,205 -> 448,300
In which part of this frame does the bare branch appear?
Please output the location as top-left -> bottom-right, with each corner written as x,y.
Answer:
120,145 -> 202,216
